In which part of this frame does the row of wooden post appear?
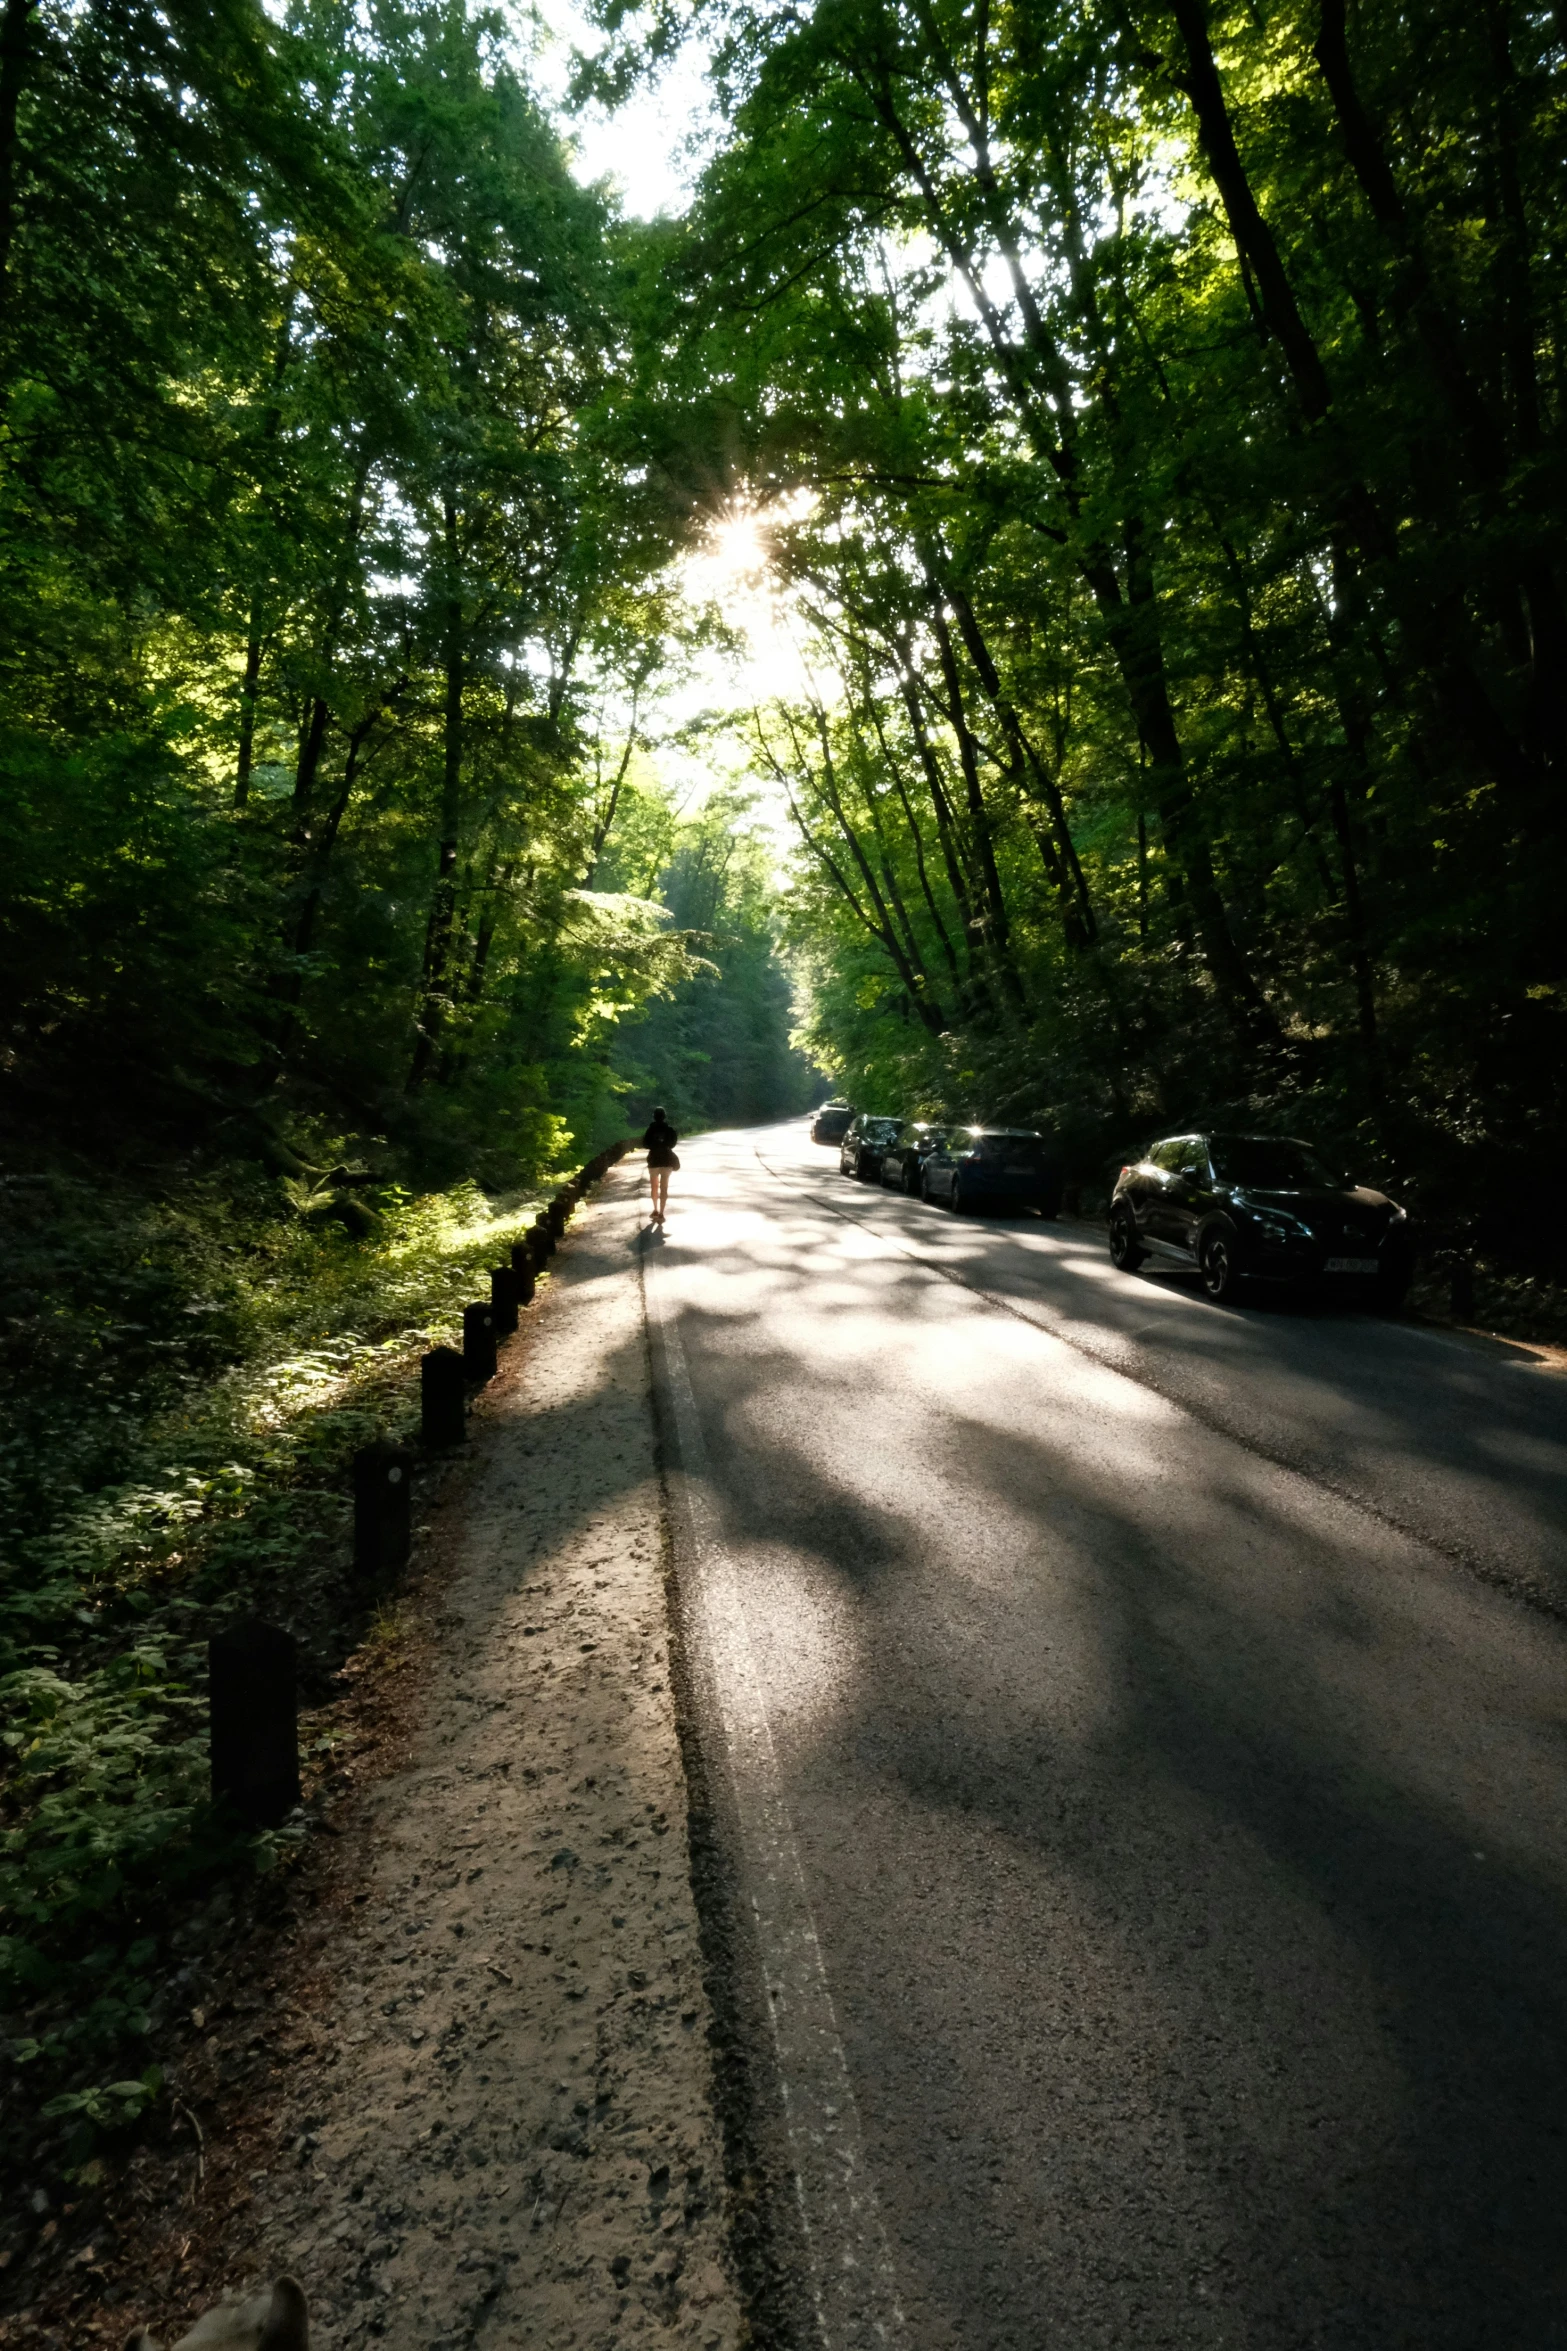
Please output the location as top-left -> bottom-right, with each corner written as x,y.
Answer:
208,1138 -> 635,1828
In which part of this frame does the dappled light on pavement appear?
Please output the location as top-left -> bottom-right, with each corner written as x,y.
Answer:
650,1123 -> 1567,2351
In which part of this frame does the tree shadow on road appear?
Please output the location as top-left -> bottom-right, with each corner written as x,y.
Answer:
655,1230 -> 1567,2351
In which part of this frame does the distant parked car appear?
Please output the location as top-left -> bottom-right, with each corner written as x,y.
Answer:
839,1113 -> 904,1181
920,1129 -> 1062,1216
880,1120 -> 953,1194
811,1101 -> 855,1145
1108,1131 -> 1412,1305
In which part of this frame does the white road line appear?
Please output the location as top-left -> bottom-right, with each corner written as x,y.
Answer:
641,1231 -> 910,2351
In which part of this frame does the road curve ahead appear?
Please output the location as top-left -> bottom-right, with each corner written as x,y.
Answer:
643,1123 -> 1567,2351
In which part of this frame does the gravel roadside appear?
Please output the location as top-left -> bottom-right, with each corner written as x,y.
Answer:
76,1162 -> 743,2351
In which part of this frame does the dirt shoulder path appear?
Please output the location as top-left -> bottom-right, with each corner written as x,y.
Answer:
84,1164 -> 741,2351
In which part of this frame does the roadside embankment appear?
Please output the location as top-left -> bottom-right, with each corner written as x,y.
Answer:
4,1160 -> 743,2351
0,1161 -> 560,2227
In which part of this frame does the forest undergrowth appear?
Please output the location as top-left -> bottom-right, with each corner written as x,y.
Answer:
0,1144 -> 561,2203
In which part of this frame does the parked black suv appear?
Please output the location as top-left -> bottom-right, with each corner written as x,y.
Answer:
811,1101 -> 855,1145
920,1128 -> 1062,1216
878,1119 -> 952,1194
1109,1132 -> 1411,1304
839,1113 -> 904,1180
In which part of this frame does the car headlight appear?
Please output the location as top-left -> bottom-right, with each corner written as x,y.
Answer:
1254,1209 -> 1308,1239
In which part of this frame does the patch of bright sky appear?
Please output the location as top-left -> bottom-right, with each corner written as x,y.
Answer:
526,0 -> 719,218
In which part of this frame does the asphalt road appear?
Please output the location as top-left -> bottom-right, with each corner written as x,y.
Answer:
645,1123 -> 1567,2351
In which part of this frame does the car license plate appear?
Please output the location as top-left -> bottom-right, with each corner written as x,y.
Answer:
1324,1256 -> 1379,1275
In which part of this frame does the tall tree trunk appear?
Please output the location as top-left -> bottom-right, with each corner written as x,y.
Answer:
893,649 -> 992,1016
928,606 -> 1028,1014
234,605 -> 266,809
1166,0 -> 1334,418
408,498 -> 465,1092
437,856 -> 517,1086
855,48 -> 1272,1031
1117,519 -> 1276,1028
1326,773 -> 1381,1102
1480,0 -> 1566,764
580,698 -> 641,887
853,756 -> 937,1002
232,307 -> 297,805
465,861 -> 514,1007
272,718 -> 378,1059
291,698 -> 332,833
804,709 -> 947,1032
940,576 -> 1097,947
292,718 -> 375,964
771,752 -> 948,1036
1312,0 -> 1495,460
285,458 -> 372,834
1315,0 -> 1565,740
866,694 -> 965,1000
1167,0 -> 1537,798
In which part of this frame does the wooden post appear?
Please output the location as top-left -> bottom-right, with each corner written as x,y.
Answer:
490,1263 -> 519,1336
353,1441 -> 412,1577
462,1300 -> 497,1382
421,1345 -> 466,1446
509,1239 -> 536,1305
209,1618 -> 299,1829
532,1216 -> 554,1264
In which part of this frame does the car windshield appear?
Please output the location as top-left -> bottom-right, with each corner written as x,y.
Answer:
1210,1136 -> 1347,1191
970,1133 -> 1045,1166
862,1118 -> 902,1141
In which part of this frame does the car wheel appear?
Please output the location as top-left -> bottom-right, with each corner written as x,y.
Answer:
1200,1227 -> 1241,1302
949,1179 -> 965,1214
1109,1207 -> 1145,1270
903,1162 -> 918,1195
920,1173 -> 934,1205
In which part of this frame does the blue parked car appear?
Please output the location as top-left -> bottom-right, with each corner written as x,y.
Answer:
920,1128 -> 1062,1217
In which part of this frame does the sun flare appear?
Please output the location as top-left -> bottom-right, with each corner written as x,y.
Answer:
704,506 -> 772,589
681,491 -> 820,705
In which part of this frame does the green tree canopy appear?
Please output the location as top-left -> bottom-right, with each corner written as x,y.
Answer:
608,0 -> 1566,1227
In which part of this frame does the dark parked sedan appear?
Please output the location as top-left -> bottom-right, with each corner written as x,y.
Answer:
879,1119 -> 952,1194
810,1101 -> 855,1145
839,1113 -> 904,1180
1109,1131 -> 1412,1304
920,1129 -> 1062,1216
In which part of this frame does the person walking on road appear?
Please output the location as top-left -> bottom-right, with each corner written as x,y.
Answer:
643,1106 -> 679,1227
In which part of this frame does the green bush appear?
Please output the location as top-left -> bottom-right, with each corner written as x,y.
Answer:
0,1157 -> 556,2160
